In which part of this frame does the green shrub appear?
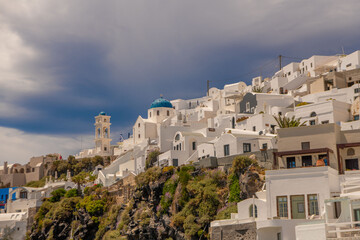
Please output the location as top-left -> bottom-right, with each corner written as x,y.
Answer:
65,189 -> 79,198
184,214 -> 201,239
135,166 -> 162,186
35,201 -> 54,221
25,176 -> 47,188
215,203 -> 238,220
159,176 -> 178,214
49,188 -> 66,202
231,156 -> 256,175
86,200 -> 105,216
228,173 -> 241,203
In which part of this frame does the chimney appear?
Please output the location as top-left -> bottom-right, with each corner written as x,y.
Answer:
4,161 -> 8,174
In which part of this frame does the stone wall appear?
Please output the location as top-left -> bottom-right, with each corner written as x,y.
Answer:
27,207 -> 40,232
198,149 -> 277,171
107,173 -> 137,205
210,222 -> 257,240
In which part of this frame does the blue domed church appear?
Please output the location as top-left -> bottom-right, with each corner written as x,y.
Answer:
132,96 -> 175,145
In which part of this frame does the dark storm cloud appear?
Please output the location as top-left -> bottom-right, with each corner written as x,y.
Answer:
0,0 -> 360,162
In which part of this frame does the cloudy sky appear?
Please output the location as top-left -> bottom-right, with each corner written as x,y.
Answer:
1,0 -> 360,163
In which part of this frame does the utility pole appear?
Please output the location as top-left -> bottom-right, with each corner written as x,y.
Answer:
207,80 -> 210,96
279,55 -> 282,70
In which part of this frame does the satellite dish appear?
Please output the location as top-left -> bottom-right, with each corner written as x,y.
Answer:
259,131 -> 263,135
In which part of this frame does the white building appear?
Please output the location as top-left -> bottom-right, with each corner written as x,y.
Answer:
211,166 -> 340,240
293,100 -> 351,126
197,128 -> 276,159
0,212 -> 27,240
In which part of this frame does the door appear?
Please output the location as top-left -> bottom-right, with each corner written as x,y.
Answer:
345,159 -> 359,170
286,157 -> 296,168
291,195 -> 306,219
302,155 -> 312,167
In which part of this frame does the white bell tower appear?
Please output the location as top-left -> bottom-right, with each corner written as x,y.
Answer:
94,112 -> 112,155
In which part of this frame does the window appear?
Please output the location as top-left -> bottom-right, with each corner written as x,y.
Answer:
286,157 -> 296,168
277,196 -> 288,218
172,159 -> 178,167
301,142 -> 310,150
179,143 -> 181,151
347,148 -> 355,156
309,120 -> 316,125
138,123 -> 140,127
349,77 -> 352,81
157,110 -> 160,116
310,63 -> 313,68
355,115 -> 360,121
138,134 -> 140,138
278,112 -> 282,116
277,232 -> 282,240
150,112 -> 152,117
310,112 -> 317,117
355,88 -> 360,94
20,191 -> 27,199
243,143 -> 251,153
249,204 -> 258,218
253,126 -> 256,131
321,120 -> 329,124
346,63 -> 352,68
167,110 -> 170,116
262,143 -> 268,150
288,72 -> 291,76
192,142 -> 196,150
224,144 -> 230,156
104,147 -> 107,151
175,134 -> 180,141
176,145 -> 179,151
308,194 -> 319,215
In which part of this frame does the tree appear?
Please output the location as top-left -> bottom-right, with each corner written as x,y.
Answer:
72,171 -> 87,194
145,150 -> 161,169
273,114 -> 306,128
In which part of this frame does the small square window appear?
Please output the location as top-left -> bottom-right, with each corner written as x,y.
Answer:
243,143 -> 251,153
301,142 -> 310,150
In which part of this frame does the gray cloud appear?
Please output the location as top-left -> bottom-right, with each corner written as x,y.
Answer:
0,0 -> 360,162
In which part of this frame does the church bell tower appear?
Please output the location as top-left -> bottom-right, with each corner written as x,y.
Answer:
94,112 -> 112,155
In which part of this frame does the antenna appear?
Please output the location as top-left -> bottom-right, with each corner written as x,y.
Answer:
278,55 -> 282,70
341,46 -> 345,55
207,80 -> 210,96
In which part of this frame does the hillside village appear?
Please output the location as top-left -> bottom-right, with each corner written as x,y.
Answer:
1,50 -> 360,239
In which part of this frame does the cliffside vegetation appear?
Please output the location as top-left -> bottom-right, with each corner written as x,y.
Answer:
29,156 -> 264,240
